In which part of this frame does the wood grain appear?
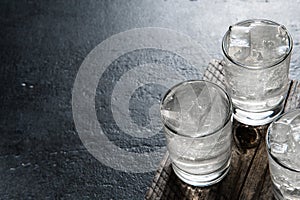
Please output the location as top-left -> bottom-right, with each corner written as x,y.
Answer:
145,60 -> 300,200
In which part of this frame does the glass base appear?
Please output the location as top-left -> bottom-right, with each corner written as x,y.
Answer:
272,184 -> 284,200
172,159 -> 231,187
233,102 -> 284,126
271,182 -> 300,200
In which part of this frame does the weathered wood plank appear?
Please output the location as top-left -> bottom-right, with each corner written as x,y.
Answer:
145,60 -> 300,200
259,170 -> 275,200
206,122 -> 260,200
285,80 -> 300,112
238,126 -> 269,200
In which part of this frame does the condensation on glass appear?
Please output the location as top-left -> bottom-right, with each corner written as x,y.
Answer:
160,80 -> 232,186
266,109 -> 300,200
222,19 -> 293,126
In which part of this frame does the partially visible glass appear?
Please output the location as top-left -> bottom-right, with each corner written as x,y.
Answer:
222,19 -> 293,126
160,80 -> 232,186
266,109 -> 300,200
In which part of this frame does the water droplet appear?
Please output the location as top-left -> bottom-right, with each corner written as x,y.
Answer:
21,83 -> 26,87
29,85 -> 34,89
10,167 -> 16,171
21,162 -> 31,167
50,152 -> 58,156
263,40 -> 275,48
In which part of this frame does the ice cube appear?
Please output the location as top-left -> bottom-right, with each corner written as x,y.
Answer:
270,121 -> 291,142
160,109 -> 180,127
227,21 -> 290,67
161,82 -> 228,138
249,23 -> 289,64
269,111 -> 300,171
276,25 -> 289,44
178,83 -> 222,137
276,45 -> 289,56
287,113 -> 300,148
161,82 -> 211,136
274,25 -> 289,58
289,115 -> 300,169
269,121 -> 291,162
195,86 -> 222,136
271,143 -> 288,154
291,131 -> 300,143
228,25 -> 251,61
176,83 -> 209,135
174,82 -> 198,112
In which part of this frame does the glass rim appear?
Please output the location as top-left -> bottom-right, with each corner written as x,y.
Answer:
266,109 -> 300,173
160,80 -> 232,139
222,18 -> 293,70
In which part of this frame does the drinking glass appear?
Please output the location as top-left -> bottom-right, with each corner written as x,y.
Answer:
266,109 -> 300,200
222,19 -> 293,126
160,80 -> 232,186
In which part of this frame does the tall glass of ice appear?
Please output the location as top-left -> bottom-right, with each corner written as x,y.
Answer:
160,80 -> 232,186
222,19 -> 293,125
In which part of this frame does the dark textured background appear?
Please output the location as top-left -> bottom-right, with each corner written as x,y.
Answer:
1,0 -> 300,199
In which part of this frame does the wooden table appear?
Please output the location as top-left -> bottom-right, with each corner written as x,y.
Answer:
145,60 -> 300,200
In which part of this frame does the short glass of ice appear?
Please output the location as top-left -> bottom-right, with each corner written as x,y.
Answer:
160,80 -> 232,186
222,19 -> 293,126
266,109 -> 300,200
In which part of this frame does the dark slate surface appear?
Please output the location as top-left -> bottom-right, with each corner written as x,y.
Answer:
2,0 -> 300,199
1,1 -> 158,199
